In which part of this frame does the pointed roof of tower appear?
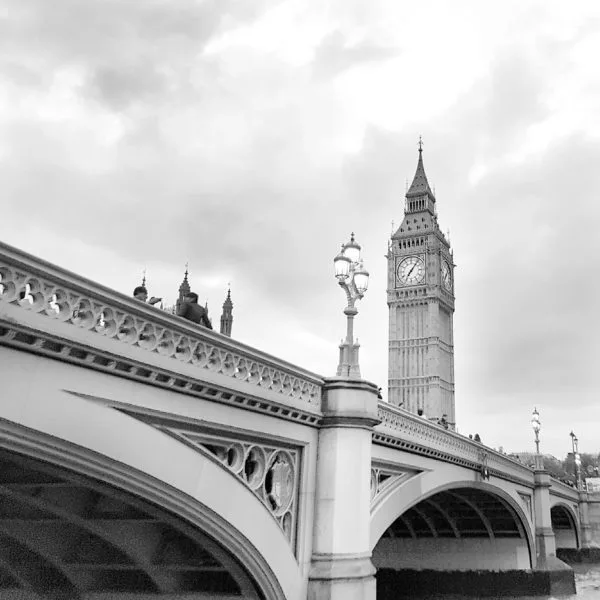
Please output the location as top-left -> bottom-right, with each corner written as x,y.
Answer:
178,264 -> 190,294
222,287 -> 233,310
406,137 -> 435,199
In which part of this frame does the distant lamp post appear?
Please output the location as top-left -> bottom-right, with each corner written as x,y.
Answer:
531,407 -> 542,470
570,431 -> 582,490
333,233 -> 369,379
531,408 -> 541,453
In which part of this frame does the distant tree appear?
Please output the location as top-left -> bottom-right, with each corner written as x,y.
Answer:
543,455 -> 570,480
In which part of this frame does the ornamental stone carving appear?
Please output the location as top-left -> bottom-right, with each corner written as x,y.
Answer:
376,404 -> 535,484
370,465 -> 411,510
518,492 -> 533,518
163,428 -> 299,551
0,261 -> 322,412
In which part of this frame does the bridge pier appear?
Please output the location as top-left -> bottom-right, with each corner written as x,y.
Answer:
308,378 -> 380,600
557,490 -> 600,564
577,490 -> 600,550
533,462 -> 576,595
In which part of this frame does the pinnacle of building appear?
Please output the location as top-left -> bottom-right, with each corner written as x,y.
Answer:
179,264 -> 190,294
222,287 -> 233,311
220,287 -> 233,337
406,137 -> 435,201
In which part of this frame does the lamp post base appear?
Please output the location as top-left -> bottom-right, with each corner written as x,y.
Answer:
337,341 -> 361,379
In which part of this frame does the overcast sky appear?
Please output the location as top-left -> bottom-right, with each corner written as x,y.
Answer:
1,0 -> 600,459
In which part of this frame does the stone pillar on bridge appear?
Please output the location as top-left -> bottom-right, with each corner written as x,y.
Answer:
532,459 -> 575,594
533,463 -> 559,566
308,377 -> 380,600
577,490 -> 600,550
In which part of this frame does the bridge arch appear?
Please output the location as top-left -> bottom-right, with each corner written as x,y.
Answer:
0,390 -> 299,599
371,476 -> 535,571
550,502 -> 580,550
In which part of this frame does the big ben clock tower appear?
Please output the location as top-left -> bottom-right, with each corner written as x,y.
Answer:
387,142 -> 455,426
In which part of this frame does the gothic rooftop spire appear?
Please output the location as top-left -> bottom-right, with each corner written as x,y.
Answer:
178,263 -> 190,294
406,137 -> 435,200
223,286 -> 233,310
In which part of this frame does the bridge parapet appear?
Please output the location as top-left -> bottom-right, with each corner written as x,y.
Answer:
0,241 -> 323,417
375,402 -> 534,484
549,477 -> 580,503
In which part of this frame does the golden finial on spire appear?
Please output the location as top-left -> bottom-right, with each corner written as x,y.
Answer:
418,136 -> 423,153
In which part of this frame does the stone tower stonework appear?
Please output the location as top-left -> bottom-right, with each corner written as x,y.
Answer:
175,267 -> 191,315
387,145 -> 455,426
220,288 -> 233,337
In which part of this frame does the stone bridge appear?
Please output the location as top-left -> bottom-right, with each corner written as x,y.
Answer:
0,241 -> 597,599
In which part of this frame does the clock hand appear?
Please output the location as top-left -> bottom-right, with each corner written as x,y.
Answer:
407,264 -> 416,277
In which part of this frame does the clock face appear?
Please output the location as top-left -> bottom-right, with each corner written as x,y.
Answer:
397,256 -> 425,286
441,260 -> 452,291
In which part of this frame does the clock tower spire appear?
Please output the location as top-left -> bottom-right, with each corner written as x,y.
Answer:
387,142 -> 455,427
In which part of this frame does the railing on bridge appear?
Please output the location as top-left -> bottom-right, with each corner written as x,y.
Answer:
549,476 -> 585,502
376,403 -> 535,483
0,241 -> 323,419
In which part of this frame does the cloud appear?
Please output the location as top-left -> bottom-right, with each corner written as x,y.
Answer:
462,135 -> 600,400
312,30 -> 398,80
1,0 -> 600,457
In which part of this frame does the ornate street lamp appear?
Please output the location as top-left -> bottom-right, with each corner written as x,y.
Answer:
333,233 -> 369,378
531,407 -> 541,454
531,407 -> 542,469
570,431 -> 582,490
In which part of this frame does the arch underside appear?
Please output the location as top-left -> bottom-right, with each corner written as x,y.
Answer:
382,488 -> 523,540
374,487 -> 531,571
0,448 -> 261,598
551,505 -> 579,549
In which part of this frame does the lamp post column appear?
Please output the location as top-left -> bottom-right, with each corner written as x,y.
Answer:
338,306 -> 359,378
570,431 -> 580,489
309,234 -> 377,600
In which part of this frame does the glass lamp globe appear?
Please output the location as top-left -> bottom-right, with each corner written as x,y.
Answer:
343,233 -> 361,264
531,408 -> 541,433
334,252 -> 351,280
353,264 -> 369,294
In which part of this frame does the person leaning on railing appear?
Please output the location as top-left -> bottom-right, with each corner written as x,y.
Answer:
177,292 -> 212,329
133,286 -> 161,306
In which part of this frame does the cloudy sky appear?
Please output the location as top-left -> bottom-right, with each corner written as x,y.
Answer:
1,0 -> 600,459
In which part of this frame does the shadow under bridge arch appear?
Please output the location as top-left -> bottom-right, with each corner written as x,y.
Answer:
373,484 -> 534,572
0,406 -> 296,600
551,503 -> 579,550
0,444 -> 280,599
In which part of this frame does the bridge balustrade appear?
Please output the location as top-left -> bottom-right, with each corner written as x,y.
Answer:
376,403 -> 535,484
0,241 -> 323,420
549,476 -> 580,502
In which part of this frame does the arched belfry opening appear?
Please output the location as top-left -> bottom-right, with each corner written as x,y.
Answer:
374,487 -> 533,598
551,504 -> 579,550
0,448 -> 264,599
